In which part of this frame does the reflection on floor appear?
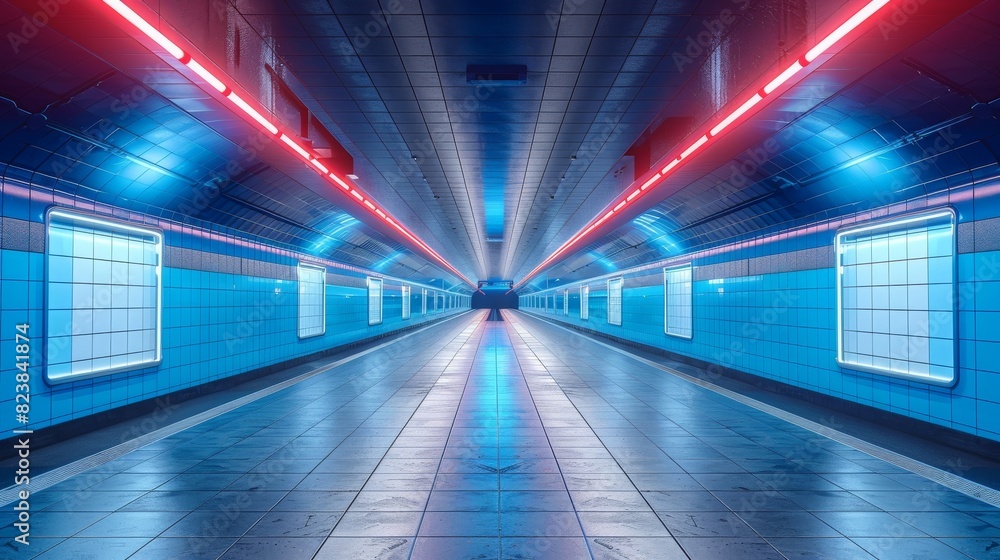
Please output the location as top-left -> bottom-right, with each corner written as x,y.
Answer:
4,310 -> 1000,559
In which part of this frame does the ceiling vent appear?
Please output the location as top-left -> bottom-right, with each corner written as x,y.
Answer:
467,65 -> 527,85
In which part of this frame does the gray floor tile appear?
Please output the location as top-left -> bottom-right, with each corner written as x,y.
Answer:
501,537 -> 591,559
218,537 -> 325,559
410,537 -> 500,560
12,314 -> 1000,560
590,537 -> 688,559
577,511 -> 672,537
331,511 -> 423,537
244,511 -> 343,537
314,537 -> 413,559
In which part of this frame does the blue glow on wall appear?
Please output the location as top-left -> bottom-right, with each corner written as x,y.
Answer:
309,214 -> 359,255
634,214 -> 680,254
374,251 -> 402,271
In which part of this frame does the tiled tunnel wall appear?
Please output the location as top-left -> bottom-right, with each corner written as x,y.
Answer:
0,181 -> 469,434
521,196 -> 1000,444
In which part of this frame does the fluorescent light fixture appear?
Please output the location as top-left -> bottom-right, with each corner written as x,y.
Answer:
680,134 -> 709,159
279,134 -> 311,159
764,60 -> 805,94
103,0 -> 185,59
226,92 -> 278,135
710,93 -> 764,136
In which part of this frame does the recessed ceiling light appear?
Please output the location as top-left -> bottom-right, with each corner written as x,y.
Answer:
346,173 -> 359,180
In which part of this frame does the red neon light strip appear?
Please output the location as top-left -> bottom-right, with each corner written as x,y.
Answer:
710,94 -> 763,137
310,159 -> 329,174
514,0 -> 894,290
101,0 -> 474,287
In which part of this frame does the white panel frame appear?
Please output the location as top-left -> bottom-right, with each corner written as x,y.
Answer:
44,208 -> 163,384
402,284 -> 411,320
580,285 -> 589,320
368,277 -> 384,326
664,263 -> 693,339
607,277 -> 623,326
297,263 -> 327,339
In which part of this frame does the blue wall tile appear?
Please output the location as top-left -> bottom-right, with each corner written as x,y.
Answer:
0,193 -> 469,433
522,206 -> 1000,443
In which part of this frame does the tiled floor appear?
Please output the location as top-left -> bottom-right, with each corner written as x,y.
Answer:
4,310 -> 1000,559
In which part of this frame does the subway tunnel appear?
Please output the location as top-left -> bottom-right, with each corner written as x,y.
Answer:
1,0 -> 1000,558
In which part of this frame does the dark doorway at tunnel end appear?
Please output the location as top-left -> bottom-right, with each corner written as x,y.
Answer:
472,282 -> 518,311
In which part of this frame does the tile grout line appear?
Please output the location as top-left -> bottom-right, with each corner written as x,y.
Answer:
406,316 -> 499,560
0,311 -> 477,509
211,313 -> 484,560
29,314 -> 482,560
502,312 -> 602,560
313,313 -> 487,559
506,312 -> 801,560
512,311 -> 1000,509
